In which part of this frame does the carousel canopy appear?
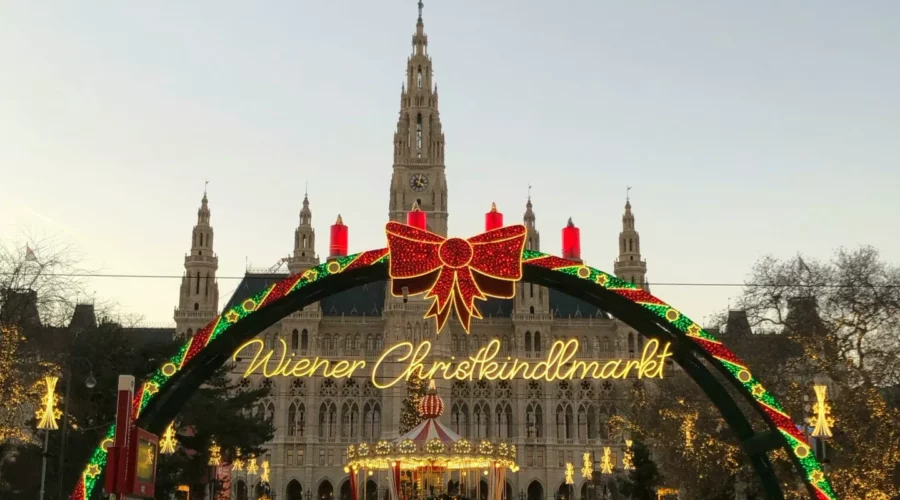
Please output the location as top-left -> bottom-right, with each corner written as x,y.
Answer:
346,381 -> 519,472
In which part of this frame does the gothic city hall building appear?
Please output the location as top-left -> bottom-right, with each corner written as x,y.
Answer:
174,4 -> 661,500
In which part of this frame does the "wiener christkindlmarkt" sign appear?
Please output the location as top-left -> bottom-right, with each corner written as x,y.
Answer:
232,338 -> 673,388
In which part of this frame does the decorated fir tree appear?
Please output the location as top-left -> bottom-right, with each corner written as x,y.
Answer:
618,438 -> 661,500
398,372 -> 427,434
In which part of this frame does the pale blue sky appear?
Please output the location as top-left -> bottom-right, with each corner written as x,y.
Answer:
2,1 -> 898,327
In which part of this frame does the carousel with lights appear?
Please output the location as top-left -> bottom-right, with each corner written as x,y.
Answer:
346,381 -> 519,500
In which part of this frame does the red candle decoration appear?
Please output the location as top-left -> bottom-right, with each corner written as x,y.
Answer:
329,214 -> 348,258
407,201 -> 427,230
485,202 -> 504,231
562,217 -> 581,261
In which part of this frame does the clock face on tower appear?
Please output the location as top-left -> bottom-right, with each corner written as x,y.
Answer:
409,173 -> 429,192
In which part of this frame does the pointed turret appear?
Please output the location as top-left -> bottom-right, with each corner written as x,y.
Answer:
288,191 -> 320,274
613,194 -> 649,291
388,0 -> 448,236
175,190 -> 220,338
514,194 -> 549,315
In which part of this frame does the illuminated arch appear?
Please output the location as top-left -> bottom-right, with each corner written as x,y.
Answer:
70,248 -> 836,500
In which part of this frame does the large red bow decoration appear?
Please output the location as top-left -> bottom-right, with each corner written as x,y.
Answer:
386,222 -> 528,333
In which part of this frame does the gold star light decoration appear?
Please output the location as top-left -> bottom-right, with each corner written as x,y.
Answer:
160,422 -> 178,454
808,384 -> 834,438
600,447 -> 614,474
564,462 -> 574,485
261,459 -> 270,482
622,440 -> 635,470
36,376 -> 62,430
208,440 -> 221,466
581,452 -> 592,480
232,448 -> 245,471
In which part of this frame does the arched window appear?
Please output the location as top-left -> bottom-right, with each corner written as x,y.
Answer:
555,403 -> 574,440
451,402 -> 469,436
416,114 -> 423,151
592,337 -> 600,355
363,401 -> 382,439
603,337 -> 611,353
405,323 -> 412,341
525,331 -> 532,352
319,401 -> 337,439
341,402 -> 360,440
534,331 -> 542,354
417,67 -> 423,89
301,329 -> 309,351
288,401 -> 306,437
375,334 -> 383,351
195,271 -> 200,294
526,403 -> 543,438
495,403 -> 513,438
529,305 -> 535,314
291,329 -> 299,350
629,239 -> 633,252
473,402 -> 490,438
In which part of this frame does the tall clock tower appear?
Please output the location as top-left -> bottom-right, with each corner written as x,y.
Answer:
388,0 -> 448,236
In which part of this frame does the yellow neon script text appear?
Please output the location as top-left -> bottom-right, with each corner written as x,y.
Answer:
371,338 -> 672,389
233,338 -> 672,388
234,339 -> 367,379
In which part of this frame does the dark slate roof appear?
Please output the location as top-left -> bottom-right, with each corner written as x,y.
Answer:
223,273 -> 611,319
223,273 -> 290,312
223,272 -> 386,317
321,281 -> 385,316
126,327 -> 176,344
550,289 -> 612,319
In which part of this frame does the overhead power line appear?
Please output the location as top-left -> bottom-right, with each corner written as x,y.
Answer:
1,271 -> 898,288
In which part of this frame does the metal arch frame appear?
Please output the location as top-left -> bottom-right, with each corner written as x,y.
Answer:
70,251 -> 836,500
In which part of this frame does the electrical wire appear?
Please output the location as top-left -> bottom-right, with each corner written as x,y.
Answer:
1,271 -> 898,288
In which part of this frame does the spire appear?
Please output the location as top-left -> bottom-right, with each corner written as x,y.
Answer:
417,0 -> 424,24
197,189 -> 210,225
524,192 -> 536,229
289,191 -> 318,273
176,190 -> 220,334
614,193 -> 648,290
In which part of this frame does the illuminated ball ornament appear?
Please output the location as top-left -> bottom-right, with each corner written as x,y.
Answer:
417,380 -> 444,418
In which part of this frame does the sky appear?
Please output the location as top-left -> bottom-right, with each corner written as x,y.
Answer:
1,1 -> 899,327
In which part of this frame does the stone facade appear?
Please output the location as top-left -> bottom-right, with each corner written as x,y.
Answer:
173,4 -> 665,500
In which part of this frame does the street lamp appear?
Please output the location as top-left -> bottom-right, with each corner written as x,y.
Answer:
37,375 -> 61,500
56,356 -> 96,500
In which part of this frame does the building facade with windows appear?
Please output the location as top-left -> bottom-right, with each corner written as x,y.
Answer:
173,3 -> 662,500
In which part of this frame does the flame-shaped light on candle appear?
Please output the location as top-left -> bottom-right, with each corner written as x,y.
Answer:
562,217 -> 581,261
329,214 -> 348,258
485,202 -> 504,231
407,201 -> 427,230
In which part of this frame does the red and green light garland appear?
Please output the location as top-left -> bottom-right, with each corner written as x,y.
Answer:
72,246 -> 836,500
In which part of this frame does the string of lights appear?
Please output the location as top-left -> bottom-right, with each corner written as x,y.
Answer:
2,271 -> 898,288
